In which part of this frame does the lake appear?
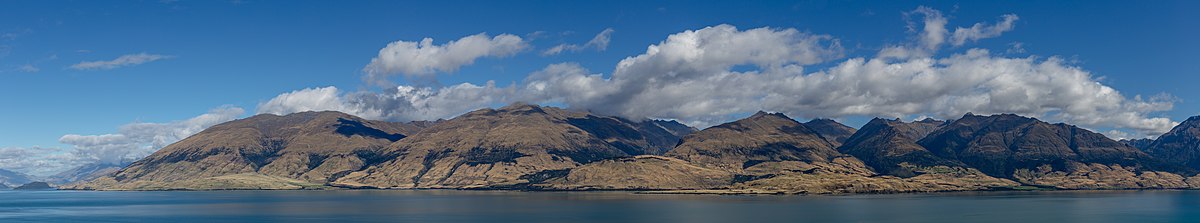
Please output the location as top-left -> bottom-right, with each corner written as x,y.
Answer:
1,189 -> 1197,222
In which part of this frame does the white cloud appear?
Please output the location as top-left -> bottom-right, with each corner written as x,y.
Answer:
257,83 -> 511,122
255,87 -> 348,115
515,8 -> 1172,138
950,14 -> 1019,46
909,6 -> 948,52
17,64 -> 38,73
0,147 -> 80,176
363,33 -> 527,83
882,7 -> 1019,59
542,28 -> 616,56
521,24 -> 842,125
0,106 -> 243,176
58,106 -> 244,165
69,53 -> 173,70
262,6 -> 1173,140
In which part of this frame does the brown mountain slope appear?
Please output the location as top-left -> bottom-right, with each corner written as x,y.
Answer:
838,118 -> 963,176
665,111 -> 842,173
917,113 -> 1193,189
332,103 -> 693,189
662,112 -> 1016,194
70,111 -> 422,190
803,118 -> 857,147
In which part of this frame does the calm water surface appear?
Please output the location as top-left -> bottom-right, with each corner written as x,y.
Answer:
1,189 -> 1198,222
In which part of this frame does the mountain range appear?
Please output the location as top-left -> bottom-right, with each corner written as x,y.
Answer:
65,104 -> 1200,194
0,168 -> 33,188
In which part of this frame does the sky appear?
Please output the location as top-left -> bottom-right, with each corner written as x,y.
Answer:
0,0 -> 1197,176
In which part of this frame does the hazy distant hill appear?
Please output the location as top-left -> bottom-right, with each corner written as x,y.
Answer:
48,162 -> 129,185
1121,138 -> 1155,151
0,169 -> 33,188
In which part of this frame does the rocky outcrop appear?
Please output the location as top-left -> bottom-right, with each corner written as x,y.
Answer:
1012,162 -> 1190,189
333,104 -> 693,189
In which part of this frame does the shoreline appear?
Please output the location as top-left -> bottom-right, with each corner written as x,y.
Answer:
55,184 -> 1200,196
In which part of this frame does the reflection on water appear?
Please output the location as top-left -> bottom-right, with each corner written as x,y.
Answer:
1,189 -> 1197,222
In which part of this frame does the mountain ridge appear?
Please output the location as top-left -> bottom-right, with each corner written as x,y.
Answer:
68,106 -> 1200,193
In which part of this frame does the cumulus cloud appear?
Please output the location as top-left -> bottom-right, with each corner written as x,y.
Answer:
262,6 -> 1174,139
516,9 -> 1171,138
521,24 -> 843,123
363,33 -> 527,83
258,83 -> 511,122
881,7 -> 1019,59
542,28 -> 616,56
69,53 -> 173,70
0,147 -> 79,176
58,106 -> 244,165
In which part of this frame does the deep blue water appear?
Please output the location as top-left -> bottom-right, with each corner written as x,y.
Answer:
1,189 -> 1199,222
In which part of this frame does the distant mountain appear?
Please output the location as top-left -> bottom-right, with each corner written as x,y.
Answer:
48,162 -> 129,185
838,118 -> 962,176
333,103 -> 694,189
918,113 -> 1191,189
13,182 -> 53,190
1121,138 -> 1156,151
70,111 -> 428,190
803,118 -> 857,148
0,169 -> 33,188
1145,116 -> 1200,169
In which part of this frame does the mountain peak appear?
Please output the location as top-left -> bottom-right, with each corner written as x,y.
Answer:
668,111 -> 839,172
747,111 -> 791,121
803,118 -> 857,147
499,102 -> 542,111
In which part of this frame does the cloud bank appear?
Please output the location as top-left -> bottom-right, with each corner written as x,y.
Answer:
1,106 -> 243,176
262,7 -> 1175,139
58,106 -> 244,165
258,83 -> 510,122
69,53 -> 173,70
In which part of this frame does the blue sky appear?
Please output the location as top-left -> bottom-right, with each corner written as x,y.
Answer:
0,1 -> 1197,175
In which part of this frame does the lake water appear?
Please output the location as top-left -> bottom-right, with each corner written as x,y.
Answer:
2,189 -> 1198,222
